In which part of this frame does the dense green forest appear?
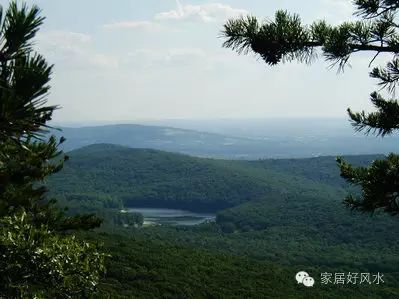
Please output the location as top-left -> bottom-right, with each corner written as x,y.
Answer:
3,0 -> 399,297
46,144 -> 399,297
48,143 -> 289,212
243,155 -> 382,188
48,143 -> 353,212
90,232 -> 397,299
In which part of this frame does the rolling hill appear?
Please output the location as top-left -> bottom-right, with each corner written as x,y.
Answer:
50,123 -> 399,159
48,143 -> 346,213
48,144 -> 398,244
47,144 -> 399,297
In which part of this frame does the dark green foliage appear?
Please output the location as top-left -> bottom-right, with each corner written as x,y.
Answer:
90,232 -> 396,299
127,191 -> 399,295
223,12 -> 314,65
219,221 -> 236,233
126,221 -> 399,298
0,1 -> 105,297
0,2 -> 56,141
52,144 -> 399,297
354,1 -> 399,18
0,212 -> 107,298
348,92 -> 399,136
48,144 -> 270,211
244,154 -> 381,188
0,1 -> 98,230
338,153 -> 399,215
48,144 -> 344,213
0,137 -> 66,220
60,213 -> 104,231
222,2 -> 399,215
0,0 -> 65,222
56,193 -> 123,218
97,210 -> 144,228
222,6 -> 399,67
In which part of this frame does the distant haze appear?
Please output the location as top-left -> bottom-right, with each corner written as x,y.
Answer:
52,117 -> 378,138
0,0 -> 388,122
51,118 -> 399,159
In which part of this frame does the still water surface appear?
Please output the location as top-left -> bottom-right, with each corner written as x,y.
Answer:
128,208 -> 215,226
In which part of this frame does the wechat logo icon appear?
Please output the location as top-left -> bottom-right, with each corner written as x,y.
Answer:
296,271 -> 315,287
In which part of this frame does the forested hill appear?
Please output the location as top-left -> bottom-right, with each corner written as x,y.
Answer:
244,154 -> 382,188
48,144 -> 399,297
48,143 -> 368,213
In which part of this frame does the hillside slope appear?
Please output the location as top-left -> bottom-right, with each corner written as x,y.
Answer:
48,144 -> 399,297
48,144 -> 344,212
93,232 -> 396,299
245,154 -> 382,188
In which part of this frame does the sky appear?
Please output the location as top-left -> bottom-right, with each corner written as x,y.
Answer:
0,0 -> 390,122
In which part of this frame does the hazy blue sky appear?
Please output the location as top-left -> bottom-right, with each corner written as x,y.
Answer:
0,0 -> 389,122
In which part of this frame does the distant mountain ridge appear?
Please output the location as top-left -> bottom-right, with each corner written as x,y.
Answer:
50,123 -> 399,159
51,124 -> 255,158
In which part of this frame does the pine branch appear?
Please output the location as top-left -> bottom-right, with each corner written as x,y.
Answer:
222,11 -> 399,68
354,0 -> 399,19
370,57 -> 399,92
223,5 -> 399,216
348,92 -> 399,136
337,154 -> 399,215
0,3 -> 55,142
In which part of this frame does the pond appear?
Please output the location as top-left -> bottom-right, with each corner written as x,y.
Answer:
128,207 -> 215,226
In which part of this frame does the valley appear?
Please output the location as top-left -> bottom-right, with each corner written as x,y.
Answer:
4,0 -> 399,297
47,143 -> 399,298
127,207 -> 215,226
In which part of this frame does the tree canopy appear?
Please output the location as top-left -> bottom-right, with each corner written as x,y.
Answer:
222,0 -> 399,216
0,1 -> 106,297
